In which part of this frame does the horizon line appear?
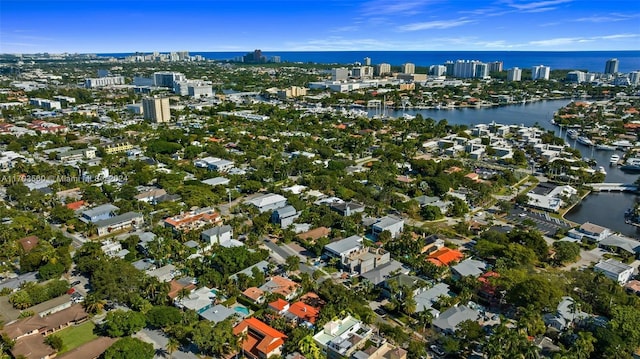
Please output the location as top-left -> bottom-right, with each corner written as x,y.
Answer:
2,49 -> 639,56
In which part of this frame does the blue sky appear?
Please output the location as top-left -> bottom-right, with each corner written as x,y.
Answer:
1,0 -> 639,53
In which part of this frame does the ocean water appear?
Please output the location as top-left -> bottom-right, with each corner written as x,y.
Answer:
100,50 -> 640,73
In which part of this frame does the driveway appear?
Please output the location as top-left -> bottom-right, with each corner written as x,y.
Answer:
134,328 -> 198,359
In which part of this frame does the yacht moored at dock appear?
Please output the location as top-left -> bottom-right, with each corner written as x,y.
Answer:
610,154 -> 620,165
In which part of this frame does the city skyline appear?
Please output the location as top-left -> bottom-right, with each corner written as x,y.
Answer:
1,0 -> 639,54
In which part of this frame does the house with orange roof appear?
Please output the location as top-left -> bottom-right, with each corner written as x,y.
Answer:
243,287 -> 265,304
259,276 -> 301,301
167,278 -> 197,300
163,206 -> 221,232
464,173 -> 481,182
444,166 -> 463,174
268,298 -> 290,314
427,247 -> 464,267
297,227 -> 330,243
285,301 -> 319,326
65,200 -> 85,211
234,317 -> 287,359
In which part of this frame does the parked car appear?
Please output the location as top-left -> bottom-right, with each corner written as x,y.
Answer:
430,345 -> 445,357
71,280 -> 81,286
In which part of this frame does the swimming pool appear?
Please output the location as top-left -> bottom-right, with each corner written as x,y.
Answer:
233,305 -> 250,316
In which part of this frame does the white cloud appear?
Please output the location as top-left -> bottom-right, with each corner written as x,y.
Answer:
397,18 -> 473,31
528,33 -> 639,47
574,13 -> 639,23
361,0 -> 436,16
329,25 -> 360,33
285,37 -> 396,51
506,0 -> 572,11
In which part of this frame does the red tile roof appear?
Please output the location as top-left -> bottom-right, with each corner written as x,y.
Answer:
243,287 -> 264,302
287,301 -> 319,324
427,247 -> 463,267
233,318 -> 287,357
269,298 -> 289,312
66,200 -> 85,210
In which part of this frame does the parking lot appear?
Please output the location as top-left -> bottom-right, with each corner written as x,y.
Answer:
506,208 -> 572,235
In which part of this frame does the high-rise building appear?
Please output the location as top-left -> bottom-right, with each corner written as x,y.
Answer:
270,56 -> 281,63
605,58 -> 619,74
153,72 -> 186,87
331,67 -> 349,81
488,61 -> 503,73
243,49 -> 266,63
475,63 -> 489,78
566,71 -> 586,83
376,63 -> 391,76
452,60 -> 487,78
402,63 -> 415,74
532,65 -> 550,80
444,61 -> 455,76
352,66 -> 374,79
507,67 -> 522,82
429,65 -> 446,77
364,57 -> 371,66
629,71 -> 640,86
143,97 -> 171,123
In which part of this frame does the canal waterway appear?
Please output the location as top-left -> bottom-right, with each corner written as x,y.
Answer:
374,99 -> 639,238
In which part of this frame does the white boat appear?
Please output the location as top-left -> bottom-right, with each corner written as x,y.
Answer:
612,140 -> 633,149
595,143 -> 616,151
610,154 -> 620,165
597,166 -> 607,175
567,129 -> 578,140
577,136 -> 594,146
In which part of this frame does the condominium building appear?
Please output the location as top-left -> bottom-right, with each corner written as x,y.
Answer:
363,57 -> 371,66
402,62 -> 415,74
102,141 -> 134,155
532,65 -> 550,80
376,63 -> 391,76
153,71 -> 186,87
331,67 -> 349,81
84,76 -> 125,88
452,60 -> 485,78
29,98 -> 61,110
488,61 -> 503,73
507,67 -> 522,82
630,71 -> 640,86
142,97 -> 171,123
605,58 -> 619,74
429,65 -> 446,77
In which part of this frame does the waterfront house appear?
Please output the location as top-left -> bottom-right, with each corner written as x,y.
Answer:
598,234 -> 640,259
574,222 -> 612,242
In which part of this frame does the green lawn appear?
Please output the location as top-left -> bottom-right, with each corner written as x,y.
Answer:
55,321 -> 99,354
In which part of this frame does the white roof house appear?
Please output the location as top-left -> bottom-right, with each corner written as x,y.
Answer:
594,258 -> 634,284
246,193 -> 287,213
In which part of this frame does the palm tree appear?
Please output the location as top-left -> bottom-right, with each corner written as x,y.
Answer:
82,293 -> 106,314
166,337 -> 179,359
298,335 -> 321,359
